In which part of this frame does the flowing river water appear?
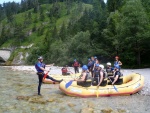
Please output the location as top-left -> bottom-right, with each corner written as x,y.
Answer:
0,66 -> 150,113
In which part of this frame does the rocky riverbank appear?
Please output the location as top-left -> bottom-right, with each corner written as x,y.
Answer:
0,66 -> 150,113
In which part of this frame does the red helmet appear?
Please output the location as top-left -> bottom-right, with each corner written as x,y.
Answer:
115,56 -> 119,59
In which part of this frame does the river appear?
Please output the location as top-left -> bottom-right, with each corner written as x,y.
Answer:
0,66 -> 150,113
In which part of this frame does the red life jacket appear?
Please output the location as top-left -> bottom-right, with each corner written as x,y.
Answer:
62,68 -> 67,73
74,61 -> 79,67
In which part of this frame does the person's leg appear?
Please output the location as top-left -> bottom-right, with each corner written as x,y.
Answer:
74,67 -> 76,73
46,76 -> 63,83
38,74 -> 43,95
77,67 -> 79,73
75,67 -> 78,73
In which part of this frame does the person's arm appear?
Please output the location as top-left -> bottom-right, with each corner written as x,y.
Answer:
45,63 -> 55,67
38,65 -> 49,72
77,73 -> 86,81
119,61 -> 122,66
93,64 -> 95,71
97,71 -> 103,86
112,75 -> 119,85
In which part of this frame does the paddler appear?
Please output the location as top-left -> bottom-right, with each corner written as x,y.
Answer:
35,56 -> 63,95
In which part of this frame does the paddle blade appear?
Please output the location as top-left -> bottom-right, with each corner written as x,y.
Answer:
113,85 -> 118,92
96,87 -> 99,98
65,80 -> 73,88
43,72 -> 48,79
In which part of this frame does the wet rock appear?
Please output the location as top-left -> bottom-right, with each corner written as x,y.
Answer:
59,107 -> 66,112
28,97 -> 47,104
117,109 -> 126,113
87,101 -> 95,108
68,103 -> 76,107
80,108 -> 94,113
16,96 -> 30,101
101,108 -> 113,113
47,98 -> 55,102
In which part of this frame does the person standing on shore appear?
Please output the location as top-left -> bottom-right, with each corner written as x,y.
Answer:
35,56 -> 63,95
73,59 -> 80,74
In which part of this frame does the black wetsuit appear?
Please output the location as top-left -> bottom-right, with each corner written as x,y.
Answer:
109,71 -> 121,85
35,62 -> 62,95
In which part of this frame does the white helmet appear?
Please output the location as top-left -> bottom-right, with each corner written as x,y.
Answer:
99,64 -> 104,69
107,62 -> 111,66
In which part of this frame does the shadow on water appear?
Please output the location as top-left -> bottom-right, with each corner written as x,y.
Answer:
0,67 -> 150,113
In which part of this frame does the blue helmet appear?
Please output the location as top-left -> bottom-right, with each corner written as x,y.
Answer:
95,64 -> 99,67
74,59 -> 76,62
82,65 -> 88,70
88,58 -> 91,61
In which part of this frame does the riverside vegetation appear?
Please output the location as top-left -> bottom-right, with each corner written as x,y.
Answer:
0,0 -> 150,68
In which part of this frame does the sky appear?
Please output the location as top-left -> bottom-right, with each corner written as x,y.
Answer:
0,0 -> 107,5
0,0 -> 21,4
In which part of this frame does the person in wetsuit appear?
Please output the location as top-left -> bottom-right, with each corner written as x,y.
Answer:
92,64 -> 105,86
73,59 -> 80,74
108,65 -> 121,85
61,65 -> 70,75
74,65 -> 89,86
35,56 -> 63,95
106,62 -> 114,76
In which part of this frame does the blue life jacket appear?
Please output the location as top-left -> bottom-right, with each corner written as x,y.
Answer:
114,61 -> 120,68
94,70 -> 100,78
35,62 -> 45,72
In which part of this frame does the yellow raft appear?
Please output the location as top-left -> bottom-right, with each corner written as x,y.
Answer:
59,73 -> 144,97
43,73 -> 81,84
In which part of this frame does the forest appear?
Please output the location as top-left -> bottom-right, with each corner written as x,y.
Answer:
0,0 -> 150,68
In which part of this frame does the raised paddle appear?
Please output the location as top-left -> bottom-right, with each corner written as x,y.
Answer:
43,68 -> 51,79
43,63 -> 54,79
108,77 -> 118,92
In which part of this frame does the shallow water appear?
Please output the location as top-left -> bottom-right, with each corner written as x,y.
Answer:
0,67 -> 150,113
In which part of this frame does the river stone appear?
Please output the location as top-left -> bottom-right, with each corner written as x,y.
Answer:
87,101 -> 95,108
47,98 -> 55,102
117,109 -> 126,113
101,108 -> 113,113
68,103 -> 76,107
80,107 -> 94,113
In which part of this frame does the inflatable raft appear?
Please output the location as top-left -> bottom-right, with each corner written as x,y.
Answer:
43,73 -> 81,84
59,73 -> 144,97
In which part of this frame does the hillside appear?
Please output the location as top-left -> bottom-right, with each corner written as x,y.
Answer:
0,2 -> 93,65
0,0 -> 150,68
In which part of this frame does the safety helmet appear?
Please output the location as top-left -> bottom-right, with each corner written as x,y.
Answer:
107,62 -> 111,66
95,64 -> 99,67
38,56 -> 43,60
82,65 -> 88,70
94,56 -> 97,59
99,65 -> 104,69
74,59 -> 76,62
88,58 -> 91,61
115,56 -> 119,59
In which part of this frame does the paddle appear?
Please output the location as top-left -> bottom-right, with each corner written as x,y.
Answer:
43,63 -> 54,79
108,77 -> 118,92
43,69 -> 51,79
96,86 -> 99,98
96,76 -> 101,97
65,80 -> 73,88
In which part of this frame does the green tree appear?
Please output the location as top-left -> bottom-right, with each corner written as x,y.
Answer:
119,0 -> 150,67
